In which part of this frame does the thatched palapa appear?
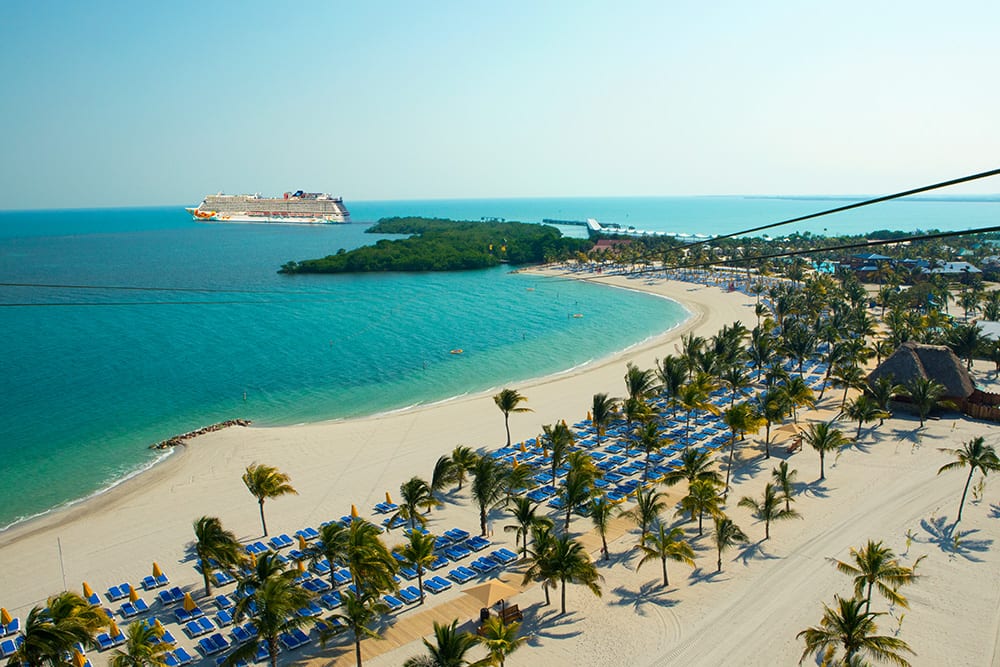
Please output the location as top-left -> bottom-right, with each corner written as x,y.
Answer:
867,341 -> 975,400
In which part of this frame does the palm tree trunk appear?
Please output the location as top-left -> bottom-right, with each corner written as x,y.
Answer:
820,451 -> 826,480
716,548 -> 722,572
355,635 -> 363,667
698,510 -> 703,536
560,576 -> 567,615
417,565 -> 425,604
270,639 -> 279,667
865,580 -> 873,615
201,561 -> 213,597
764,423 -> 772,459
765,518 -> 770,540
258,499 -> 268,536
504,415 -> 511,447
724,432 -> 737,497
601,534 -> 609,561
857,420 -> 863,440
543,583 -> 550,606
480,506 -> 488,537
957,466 -> 975,524
662,557 -> 669,587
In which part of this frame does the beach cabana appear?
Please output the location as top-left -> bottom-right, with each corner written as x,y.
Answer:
867,341 -> 974,403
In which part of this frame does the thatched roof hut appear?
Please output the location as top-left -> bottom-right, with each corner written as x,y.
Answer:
867,341 -> 975,400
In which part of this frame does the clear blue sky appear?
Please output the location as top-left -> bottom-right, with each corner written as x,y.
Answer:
1,1 -> 998,209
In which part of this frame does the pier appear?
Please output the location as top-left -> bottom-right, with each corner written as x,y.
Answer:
542,217 -> 713,240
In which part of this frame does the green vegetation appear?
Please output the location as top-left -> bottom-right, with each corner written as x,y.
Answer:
279,217 -> 592,273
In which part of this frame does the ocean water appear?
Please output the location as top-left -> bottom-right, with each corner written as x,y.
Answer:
1,195 -> 997,530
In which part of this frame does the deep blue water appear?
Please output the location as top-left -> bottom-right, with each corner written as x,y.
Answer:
0,194 -> 996,529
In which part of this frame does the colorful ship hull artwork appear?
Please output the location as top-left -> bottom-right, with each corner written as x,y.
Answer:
185,190 -> 349,224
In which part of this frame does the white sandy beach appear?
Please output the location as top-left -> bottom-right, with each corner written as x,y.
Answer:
2,269 -> 999,667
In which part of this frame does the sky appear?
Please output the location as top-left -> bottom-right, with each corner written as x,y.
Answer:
1,0 -> 999,209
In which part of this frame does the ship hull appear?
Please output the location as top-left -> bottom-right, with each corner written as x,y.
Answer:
186,191 -> 349,225
190,212 -> 347,224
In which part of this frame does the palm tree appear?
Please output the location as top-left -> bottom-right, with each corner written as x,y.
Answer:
545,533 -> 603,615
831,364 -> 868,409
903,377 -> 947,427
561,452 -> 599,532
344,519 -> 398,595
589,496 -> 615,562
109,621 -> 172,667
663,446 -> 722,488
450,446 -> 479,490
797,595 -> 914,667
622,396 -> 652,444
804,421 -> 850,480
522,523 -> 558,606
192,516 -> 243,597
227,567 -> 318,667
493,388 -> 532,447
323,590 -> 390,667
873,339 -> 894,366
504,495 -> 540,559
307,521 -> 349,590
832,540 -> 921,615
782,376 -> 816,423
470,455 -> 508,536
624,361 -> 659,401
635,419 -> 670,483
241,463 -> 297,536
868,376 -> 904,426
738,483 -> 801,540
657,355 -> 687,418
771,461 -> 798,512
622,487 -> 668,542
712,515 -> 747,573
843,394 -> 888,440
590,392 -> 619,446
937,436 -> 1000,524
431,455 -> 457,500
756,387 -> 789,459
635,523 -> 695,587
720,364 -> 751,408
722,402 -> 764,494
676,478 -> 723,536
677,373 -> 719,443
477,616 -> 526,667
403,619 -> 479,667
393,530 -> 437,604
542,421 -> 574,489
11,592 -> 109,667
392,476 -> 440,531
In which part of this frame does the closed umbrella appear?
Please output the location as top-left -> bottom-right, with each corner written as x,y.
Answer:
519,442 -> 527,453
152,562 -> 163,578
182,592 -> 197,612
128,587 -> 139,603
297,534 -> 308,551
82,582 -> 94,598
0,608 -> 11,625
350,504 -> 359,518
109,619 -> 120,638
72,649 -> 87,667
385,491 -> 393,504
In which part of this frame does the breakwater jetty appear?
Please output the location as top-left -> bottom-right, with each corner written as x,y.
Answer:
150,419 -> 252,449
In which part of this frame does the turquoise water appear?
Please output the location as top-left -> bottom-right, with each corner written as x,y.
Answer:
1,194 -> 997,529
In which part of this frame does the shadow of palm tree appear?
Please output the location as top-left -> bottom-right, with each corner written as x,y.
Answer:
989,503 -> 1000,519
801,479 -> 831,500
687,566 -> 726,584
737,539 -> 781,565
521,606 -> 584,643
610,580 -> 680,614
920,515 -> 993,561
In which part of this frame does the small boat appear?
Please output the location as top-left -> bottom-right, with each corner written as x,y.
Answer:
450,349 -> 464,355
572,313 -> 584,318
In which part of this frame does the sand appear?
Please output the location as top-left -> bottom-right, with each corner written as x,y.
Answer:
2,268 -> 998,667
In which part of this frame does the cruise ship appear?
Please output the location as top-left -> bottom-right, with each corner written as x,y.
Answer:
186,190 -> 349,224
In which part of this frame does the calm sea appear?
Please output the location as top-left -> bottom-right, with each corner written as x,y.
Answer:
0,195 -> 996,529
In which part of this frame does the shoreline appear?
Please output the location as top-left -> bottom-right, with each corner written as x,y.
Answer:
0,272 -> 742,611
0,270 -> 692,537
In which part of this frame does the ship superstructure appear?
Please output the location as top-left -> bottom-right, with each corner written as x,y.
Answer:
186,190 -> 349,224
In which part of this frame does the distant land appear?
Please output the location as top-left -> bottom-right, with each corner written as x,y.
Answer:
278,217 -> 592,274
743,194 -> 1000,203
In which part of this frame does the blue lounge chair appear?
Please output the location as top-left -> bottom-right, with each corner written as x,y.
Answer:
119,598 -> 149,618
157,587 -> 184,606
214,609 -> 234,627
444,544 -> 471,561
214,594 -> 234,610
423,578 -> 447,595
466,536 -> 491,551
491,548 -> 518,565
230,623 -> 254,644
171,647 -> 195,666
399,565 -> 418,580
445,528 -> 470,542
297,602 -> 323,618
106,583 -> 131,602
398,586 -> 421,604
302,578 -> 331,593
141,573 -> 170,590
0,637 -> 22,659
428,555 -> 449,570
430,575 -> 452,591
320,592 -> 342,610
279,627 -> 310,650
448,567 -> 475,584
333,569 -> 352,586
312,559 -> 331,576
382,594 -> 404,612
197,634 -> 227,656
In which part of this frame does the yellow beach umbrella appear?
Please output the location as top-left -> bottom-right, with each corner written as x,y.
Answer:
350,504 -> 359,518
129,587 -> 139,603
109,619 -> 120,638
519,441 -> 527,453
72,649 -> 87,667
82,582 -> 94,598
297,534 -> 308,551
297,560 -> 306,573
385,491 -> 393,504
153,619 -> 166,637
249,552 -> 257,567
182,592 -> 197,612
0,608 -> 11,625
587,410 -> 592,422
152,562 -> 163,578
